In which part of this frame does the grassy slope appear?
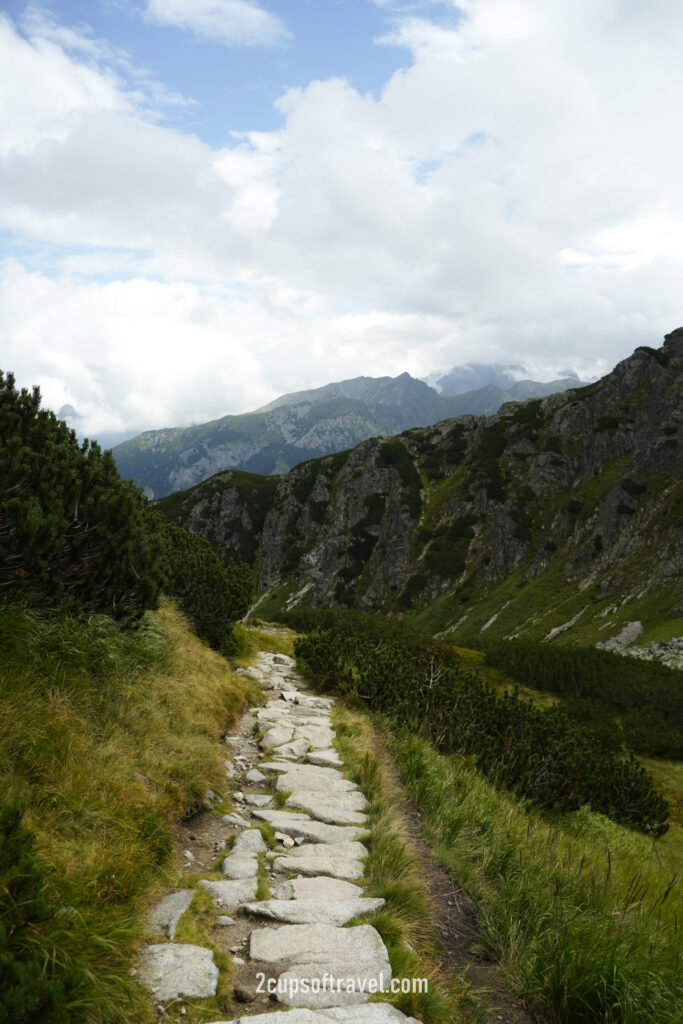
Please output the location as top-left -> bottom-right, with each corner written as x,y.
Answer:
391,732 -> 682,1024
447,647 -> 683,865
407,472 -> 683,648
291,618 -> 682,1021
465,656 -> 683,861
332,707 -> 480,1024
0,599 -> 260,1023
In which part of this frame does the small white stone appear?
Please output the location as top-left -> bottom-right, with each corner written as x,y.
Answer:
233,829 -> 267,855
244,794 -> 272,808
221,853 -> 258,879
222,813 -> 250,828
243,896 -> 385,926
148,890 -> 194,940
199,878 -> 258,908
137,944 -> 218,1001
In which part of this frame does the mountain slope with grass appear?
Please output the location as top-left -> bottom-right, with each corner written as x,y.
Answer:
0,370 -> 267,1022
0,600 -> 260,1023
160,330 -> 683,650
112,370 -> 582,498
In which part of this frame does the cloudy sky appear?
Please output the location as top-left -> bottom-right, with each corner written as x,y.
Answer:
1,0 -> 682,441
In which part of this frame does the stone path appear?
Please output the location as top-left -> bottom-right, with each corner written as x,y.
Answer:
137,651 -> 420,1023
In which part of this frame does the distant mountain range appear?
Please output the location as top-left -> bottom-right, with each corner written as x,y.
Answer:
157,333 -> 683,649
112,366 -> 583,498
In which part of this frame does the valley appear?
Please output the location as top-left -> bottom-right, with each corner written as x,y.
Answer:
112,369 -> 582,499
158,331 -> 683,654
1,331 -> 681,1024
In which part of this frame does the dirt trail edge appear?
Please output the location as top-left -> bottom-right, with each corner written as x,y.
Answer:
368,729 -> 541,1024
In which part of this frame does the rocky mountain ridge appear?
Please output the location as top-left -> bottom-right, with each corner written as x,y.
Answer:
158,332 -> 683,648
113,370 -> 581,498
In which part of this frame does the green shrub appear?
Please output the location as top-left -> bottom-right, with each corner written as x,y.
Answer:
597,414 -> 622,431
162,520 -> 252,653
621,478 -> 647,497
512,398 -> 544,434
473,422 -> 507,501
292,611 -> 669,835
377,441 -> 422,515
0,371 -> 163,620
0,803 -> 88,1024
636,344 -> 670,367
483,639 -> 683,760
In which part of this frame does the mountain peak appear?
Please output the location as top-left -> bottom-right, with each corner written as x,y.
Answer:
113,366 -> 587,497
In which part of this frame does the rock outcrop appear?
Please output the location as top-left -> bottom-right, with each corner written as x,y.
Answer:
113,371 -> 583,498
159,332 -> 683,649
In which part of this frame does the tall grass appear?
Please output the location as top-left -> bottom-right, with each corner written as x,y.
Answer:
393,732 -> 682,1024
333,709 -> 484,1024
0,598 -> 259,1023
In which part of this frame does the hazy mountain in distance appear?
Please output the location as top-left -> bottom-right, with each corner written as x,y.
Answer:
55,404 -> 140,451
433,362 -> 580,396
112,368 -> 587,498
157,332 -> 683,649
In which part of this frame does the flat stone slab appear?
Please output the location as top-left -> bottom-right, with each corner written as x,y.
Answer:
137,943 -> 218,1000
290,710 -> 332,722
273,654 -> 295,667
272,842 -> 367,881
275,777 -> 362,805
325,1008 -> 421,1023
260,763 -> 350,786
208,1006 -> 420,1023
257,708 -> 292,723
243,793 -> 273,807
199,878 -> 258,907
243,897 -> 385,925
223,812 -> 251,828
278,784 -> 363,807
250,923 -> 391,1008
274,876 -> 364,902
281,783 -> 366,809
250,922 -> 388,966
147,889 -> 194,940
307,749 -> 343,768
253,809 -> 368,845
285,795 -> 368,826
272,739 -> 312,759
233,829 -> 266,854
276,962 -> 388,1009
206,1013 -> 326,1024
245,768 -> 267,783
296,695 -> 333,709
221,853 -> 258,879
294,724 -> 335,749
261,726 -> 295,749
259,713 -> 332,731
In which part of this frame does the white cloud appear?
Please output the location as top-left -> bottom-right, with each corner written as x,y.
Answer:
145,0 -> 290,48
1,2 -> 683,439
0,259 -> 471,435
